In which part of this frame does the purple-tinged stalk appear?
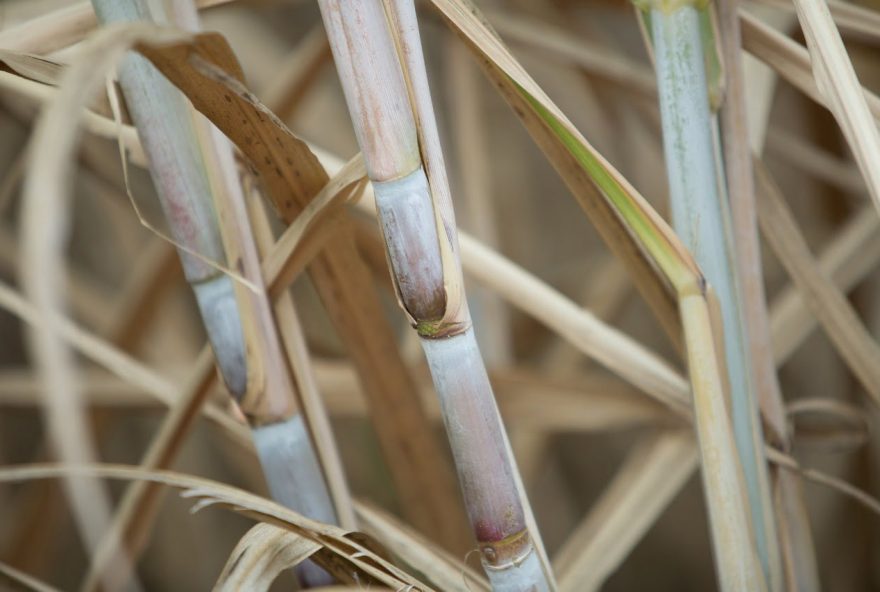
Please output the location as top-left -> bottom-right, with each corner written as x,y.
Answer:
92,0 -> 246,396
90,0 -> 339,587
316,1 -> 550,589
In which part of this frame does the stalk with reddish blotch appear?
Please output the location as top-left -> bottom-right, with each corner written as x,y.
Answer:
316,0 -> 550,588
89,0 -> 340,587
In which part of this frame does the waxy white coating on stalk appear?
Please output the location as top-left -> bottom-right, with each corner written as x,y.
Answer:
485,549 -> 548,592
318,0 -> 468,334
253,415 -> 337,587
651,0 -> 775,540
170,2 -> 345,587
651,7 -> 775,589
91,7 -> 341,590
96,0 -> 222,283
717,0 -> 792,588
373,168 -> 446,322
382,0 -> 461,251
421,330 -> 543,584
118,51 -> 225,282
192,275 -> 247,396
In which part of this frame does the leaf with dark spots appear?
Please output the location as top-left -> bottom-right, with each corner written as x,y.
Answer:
135,33 -> 329,221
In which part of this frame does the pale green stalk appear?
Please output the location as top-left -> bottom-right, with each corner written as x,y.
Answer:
716,0 -> 818,589
316,0 -> 550,589
90,0 -> 338,586
647,3 -> 777,588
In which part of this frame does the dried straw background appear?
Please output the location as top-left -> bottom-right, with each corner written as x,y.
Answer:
0,0 -> 878,590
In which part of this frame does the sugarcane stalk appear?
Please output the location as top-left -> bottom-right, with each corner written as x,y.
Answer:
316,0 -> 550,589
200,123 -> 338,588
716,0 -> 819,589
90,0 -> 338,586
92,0 -> 245,394
643,1 -> 779,587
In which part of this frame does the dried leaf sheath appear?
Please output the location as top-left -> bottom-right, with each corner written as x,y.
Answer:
316,0 -> 550,588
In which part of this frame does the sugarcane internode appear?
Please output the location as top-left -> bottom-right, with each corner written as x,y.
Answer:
373,169 -> 471,339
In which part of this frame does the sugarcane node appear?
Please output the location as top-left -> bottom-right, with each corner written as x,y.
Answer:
414,317 -> 469,339
241,401 -> 298,429
478,528 -> 532,568
632,0 -> 711,12
679,272 -> 709,300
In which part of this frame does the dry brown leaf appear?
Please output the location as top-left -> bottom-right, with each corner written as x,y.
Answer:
770,204 -> 880,365
261,155 -> 367,295
246,178 -> 357,530
756,0 -> 880,45
740,11 -> 880,121
0,463 -> 433,591
0,0 -> 234,54
789,0 -> 880,216
432,0 -> 684,354
0,561 -> 61,592
214,523 -> 321,591
0,279 -> 248,443
80,348 -> 217,592
481,9 -> 656,98
355,501 -> 490,592
0,69 -> 145,164
0,51 -> 63,85
18,24 -> 191,589
756,161 -> 880,406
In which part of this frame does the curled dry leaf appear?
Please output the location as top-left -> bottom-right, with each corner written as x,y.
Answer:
0,463 -> 433,591
354,501 -> 490,592
214,523 -> 321,591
